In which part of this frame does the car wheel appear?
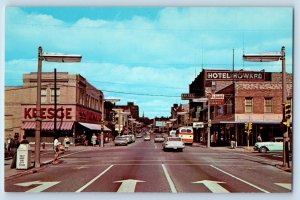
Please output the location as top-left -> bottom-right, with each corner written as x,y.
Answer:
260,147 -> 268,153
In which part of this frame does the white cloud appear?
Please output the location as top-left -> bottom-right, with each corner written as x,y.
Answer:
5,7 -> 293,118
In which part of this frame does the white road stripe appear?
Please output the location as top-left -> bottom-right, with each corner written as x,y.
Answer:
275,183 -> 292,190
75,165 -> 113,192
210,165 -> 270,193
161,164 -> 177,193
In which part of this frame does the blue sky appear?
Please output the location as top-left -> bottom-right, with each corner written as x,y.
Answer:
5,7 -> 293,118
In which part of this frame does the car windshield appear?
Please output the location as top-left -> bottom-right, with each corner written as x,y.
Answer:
156,135 -> 163,138
168,137 -> 181,141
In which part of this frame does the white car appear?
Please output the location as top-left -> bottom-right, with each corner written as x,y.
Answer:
162,137 -> 185,152
253,137 -> 283,153
154,135 -> 165,143
144,136 -> 151,141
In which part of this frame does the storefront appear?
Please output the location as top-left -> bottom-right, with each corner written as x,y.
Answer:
21,104 -> 111,144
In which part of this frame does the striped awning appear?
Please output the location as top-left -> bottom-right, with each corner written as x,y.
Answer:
22,121 -> 74,130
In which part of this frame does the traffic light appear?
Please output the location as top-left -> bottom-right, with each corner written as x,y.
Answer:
283,120 -> 290,128
284,103 -> 291,120
111,111 -> 115,122
244,123 -> 249,133
248,123 -> 253,133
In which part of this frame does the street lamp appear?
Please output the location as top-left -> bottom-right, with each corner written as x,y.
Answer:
35,46 -> 81,168
243,46 -> 288,168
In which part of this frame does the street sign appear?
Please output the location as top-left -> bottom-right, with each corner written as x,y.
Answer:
210,99 -> 224,106
211,94 -> 224,99
193,98 -> 208,102
193,122 -> 204,128
181,93 -> 198,100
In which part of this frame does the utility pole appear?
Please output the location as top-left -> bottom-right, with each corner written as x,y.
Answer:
281,46 -> 288,168
207,96 -> 211,148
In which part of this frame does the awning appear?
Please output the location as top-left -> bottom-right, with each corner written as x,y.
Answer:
22,121 -> 74,130
78,122 -> 111,131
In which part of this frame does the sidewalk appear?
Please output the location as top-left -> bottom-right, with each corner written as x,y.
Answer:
4,142 -> 115,180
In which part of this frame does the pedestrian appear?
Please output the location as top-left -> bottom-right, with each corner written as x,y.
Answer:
7,134 -> 13,153
63,135 -> 70,150
91,133 -> 97,147
53,136 -> 64,164
97,134 -> 102,147
230,134 -> 236,149
20,135 -> 29,144
10,135 -> 20,169
257,134 -> 262,142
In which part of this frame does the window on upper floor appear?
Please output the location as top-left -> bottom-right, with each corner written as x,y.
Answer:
51,88 -> 60,103
245,97 -> 253,113
264,97 -> 273,113
41,88 -> 47,103
226,99 -> 233,114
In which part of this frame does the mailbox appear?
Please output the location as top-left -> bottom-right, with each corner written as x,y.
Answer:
16,144 -> 32,169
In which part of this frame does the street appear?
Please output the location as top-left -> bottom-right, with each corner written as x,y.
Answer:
5,136 -> 291,193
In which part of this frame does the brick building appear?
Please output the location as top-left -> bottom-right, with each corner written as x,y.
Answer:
189,69 -> 293,146
5,72 -> 111,144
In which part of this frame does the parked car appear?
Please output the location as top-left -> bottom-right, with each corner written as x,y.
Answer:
129,134 -> 135,143
154,135 -> 165,143
114,136 -> 128,146
162,137 -> 185,152
123,135 -> 133,143
144,135 -> 151,141
136,134 -> 143,138
253,137 -> 284,153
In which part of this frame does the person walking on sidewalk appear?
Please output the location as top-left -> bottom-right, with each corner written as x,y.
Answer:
91,133 -> 97,147
257,134 -> 262,142
63,135 -> 70,150
53,136 -> 64,164
20,135 -> 29,144
10,135 -> 20,169
230,134 -> 236,149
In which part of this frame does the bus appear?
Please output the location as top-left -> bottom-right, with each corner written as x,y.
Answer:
176,126 -> 194,144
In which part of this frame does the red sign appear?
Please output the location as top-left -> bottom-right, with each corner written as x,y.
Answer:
76,106 -> 101,123
23,107 -> 72,120
210,99 -> 224,106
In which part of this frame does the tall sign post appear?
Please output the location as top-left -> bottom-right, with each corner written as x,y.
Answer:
35,47 -> 81,168
206,93 -> 212,148
243,46 -> 289,168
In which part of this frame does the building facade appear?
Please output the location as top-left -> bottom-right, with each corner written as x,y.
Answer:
188,69 -> 292,146
5,72 -> 109,144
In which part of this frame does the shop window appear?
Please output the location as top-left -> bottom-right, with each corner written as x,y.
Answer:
264,97 -> 273,113
41,88 -> 47,103
245,97 -> 253,113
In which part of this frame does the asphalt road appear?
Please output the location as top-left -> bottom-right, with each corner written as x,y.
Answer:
5,136 -> 292,193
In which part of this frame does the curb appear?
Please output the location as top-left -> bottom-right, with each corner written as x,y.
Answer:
275,164 -> 292,173
5,161 -> 51,181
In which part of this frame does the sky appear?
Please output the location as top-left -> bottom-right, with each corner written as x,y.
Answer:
4,7 -> 293,119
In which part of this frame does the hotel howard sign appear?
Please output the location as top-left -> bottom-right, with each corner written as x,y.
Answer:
206,71 -> 265,81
